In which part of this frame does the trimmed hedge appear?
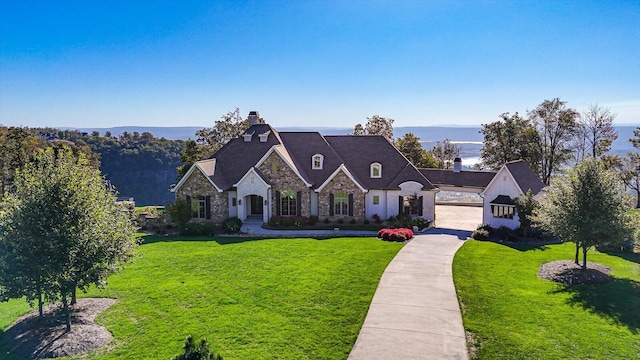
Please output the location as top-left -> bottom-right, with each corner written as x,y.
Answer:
377,228 -> 414,242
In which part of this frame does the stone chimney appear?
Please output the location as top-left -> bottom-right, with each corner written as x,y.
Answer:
248,111 -> 260,126
453,157 -> 462,173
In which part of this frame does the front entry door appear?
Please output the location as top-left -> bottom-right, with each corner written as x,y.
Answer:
249,195 -> 264,216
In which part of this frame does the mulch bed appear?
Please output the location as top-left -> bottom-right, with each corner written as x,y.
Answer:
2,298 -> 116,359
538,260 -> 612,285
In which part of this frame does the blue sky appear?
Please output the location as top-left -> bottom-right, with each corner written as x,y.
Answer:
1,0 -> 638,128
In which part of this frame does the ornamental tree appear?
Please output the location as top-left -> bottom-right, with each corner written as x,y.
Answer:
534,157 -> 634,269
0,146 -> 138,331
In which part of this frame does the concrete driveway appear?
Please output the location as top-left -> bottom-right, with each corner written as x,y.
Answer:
434,205 -> 483,232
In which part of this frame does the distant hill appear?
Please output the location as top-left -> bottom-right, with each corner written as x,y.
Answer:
60,126 -> 203,141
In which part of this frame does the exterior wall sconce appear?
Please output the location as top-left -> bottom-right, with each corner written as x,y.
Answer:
238,199 -> 242,205
264,200 -> 268,205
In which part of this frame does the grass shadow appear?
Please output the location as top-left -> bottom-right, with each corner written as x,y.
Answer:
497,241 -> 551,252
598,251 -> 640,264
140,234 -> 355,246
426,227 -> 472,240
550,277 -> 640,334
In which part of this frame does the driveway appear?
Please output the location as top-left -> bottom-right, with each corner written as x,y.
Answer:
435,205 -> 483,232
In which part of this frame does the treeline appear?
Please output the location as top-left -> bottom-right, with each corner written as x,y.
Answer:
0,126 -> 185,205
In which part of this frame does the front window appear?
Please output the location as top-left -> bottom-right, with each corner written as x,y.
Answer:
403,195 -> 419,215
191,196 -> 206,218
373,195 -> 380,205
370,163 -> 382,178
280,190 -> 297,216
334,192 -> 349,216
491,205 -> 515,219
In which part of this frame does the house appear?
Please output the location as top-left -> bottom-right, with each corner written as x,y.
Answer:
171,111 -> 545,230
171,111 -> 438,224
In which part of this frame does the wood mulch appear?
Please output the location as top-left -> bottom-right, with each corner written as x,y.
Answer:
538,260 -> 612,285
2,298 -> 116,359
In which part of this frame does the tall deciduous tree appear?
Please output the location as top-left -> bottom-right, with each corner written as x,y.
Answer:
480,112 -> 541,172
352,115 -> 394,142
579,104 -> 618,159
195,107 -> 251,154
534,158 -> 633,269
617,126 -> 640,208
528,98 -> 579,185
430,139 -> 461,169
394,133 -> 438,168
0,147 -> 138,331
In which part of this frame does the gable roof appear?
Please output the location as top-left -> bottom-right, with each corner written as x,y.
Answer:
419,168 -> 496,188
278,132 -> 344,187
171,159 -> 223,193
324,135 -> 436,190
505,160 -> 545,195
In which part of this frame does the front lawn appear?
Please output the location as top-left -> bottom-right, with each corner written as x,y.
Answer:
453,241 -> 640,359
1,236 -> 402,359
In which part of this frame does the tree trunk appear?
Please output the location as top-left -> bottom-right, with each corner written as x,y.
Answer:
71,286 -> 77,305
582,246 -> 588,270
574,242 -> 580,265
37,275 -> 43,318
62,294 -> 71,332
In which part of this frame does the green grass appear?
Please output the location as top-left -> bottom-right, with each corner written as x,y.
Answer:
453,240 -> 640,359
0,236 -> 401,359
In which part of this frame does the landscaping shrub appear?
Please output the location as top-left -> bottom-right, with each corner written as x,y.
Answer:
372,214 -> 382,224
323,218 -> 330,224
166,199 -> 192,235
221,217 -> 242,234
337,218 -> 344,224
363,219 -> 370,225
377,228 -> 414,242
497,226 -> 518,242
172,335 -> 223,360
308,215 -> 319,226
184,222 -> 218,236
387,214 -> 430,230
471,228 -> 490,241
268,216 -> 309,228
349,218 -> 357,224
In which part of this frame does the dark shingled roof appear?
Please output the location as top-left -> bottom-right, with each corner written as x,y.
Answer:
206,123 -> 282,190
505,160 -> 545,195
419,169 -> 496,188
278,132 -> 344,187
324,135 -> 435,190
489,195 -> 516,205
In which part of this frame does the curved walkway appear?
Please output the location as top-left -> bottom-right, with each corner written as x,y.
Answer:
348,206 -> 480,360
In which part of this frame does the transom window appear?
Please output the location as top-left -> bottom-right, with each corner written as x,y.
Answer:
491,205 -> 515,219
280,190 -> 297,216
312,154 -> 324,170
191,196 -> 206,219
370,163 -> 382,178
334,192 -> 349,216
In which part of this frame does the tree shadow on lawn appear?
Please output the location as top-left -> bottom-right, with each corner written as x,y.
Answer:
478,240 -> 552,252
550,277 -> 640,334
140,235 -> 342,246
598,251 -> 640,265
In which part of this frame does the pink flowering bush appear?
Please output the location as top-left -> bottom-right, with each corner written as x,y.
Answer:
377,228 -> 414,242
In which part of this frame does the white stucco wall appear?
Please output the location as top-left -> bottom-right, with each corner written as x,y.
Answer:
480,167 -> 521,229
365,190 -> 388,219
228,191 -> 238,218
235,170 -> 270,222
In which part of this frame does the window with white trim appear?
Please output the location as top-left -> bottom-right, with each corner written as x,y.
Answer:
373,195 -> 380,205
312,154 -> 324,170
280,190 -> 297,216
191,196 -> 206,219
370,163 -> 382,178
334,192 -> 349,216
491,205 -> 515,219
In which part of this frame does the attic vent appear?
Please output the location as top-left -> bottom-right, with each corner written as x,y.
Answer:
259,130 -> 270,143
243,131 -> 254,142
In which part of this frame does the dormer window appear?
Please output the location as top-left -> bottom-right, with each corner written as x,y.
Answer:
370,162 -> 382,178
258,130 -> 270,143
243,131 -> 254,142
312,154 -> 324,170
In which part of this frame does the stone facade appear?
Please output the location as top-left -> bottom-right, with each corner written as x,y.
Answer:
176,169 -> 228,223
318,170 -> 365,221
256,152 -> 312,217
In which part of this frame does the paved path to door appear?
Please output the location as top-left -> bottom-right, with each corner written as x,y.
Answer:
348,206 -> 481,360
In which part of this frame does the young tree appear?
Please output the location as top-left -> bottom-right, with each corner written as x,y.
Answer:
534,158 -> 633,269
617,126 -> 640,208
528,98 -> 579,185
0,147 -> 138,331
394,133 -> 438,168
352,115 -> 394,141
172,335 -> 223,360
480,112 -> 541,172
515,189 -> 538,238
430,139 -> 461,169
